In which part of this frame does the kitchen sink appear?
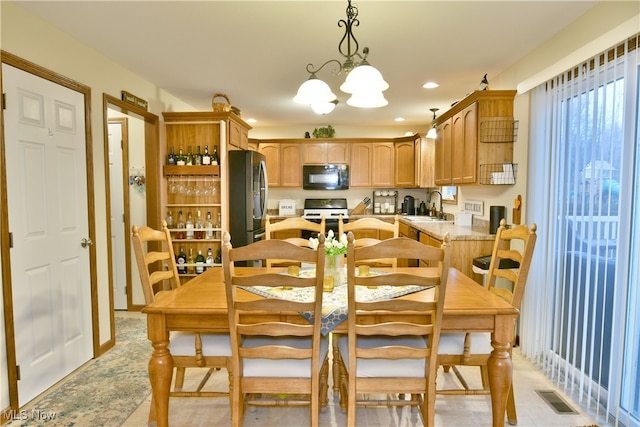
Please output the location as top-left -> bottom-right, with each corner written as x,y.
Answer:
402,216 -> 453,223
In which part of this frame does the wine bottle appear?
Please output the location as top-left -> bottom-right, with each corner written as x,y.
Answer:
195,210 -> 204,239
176,210 -> 186,239
212,145 -> 219,166
167,146 -> 176,165
176,148 -> 186,166
205,247 -> 214,270
202,145 -> 211,165
194,146 -> 202,166
165,210 -> 173,228
176,246 -> 187,274
216,212 -> 222,239
186,146 -> 193,166
195,250 -> 205,274
205,211 -> 214,239
186,212 -> 194,240
215,248 -> 222,264
187,248 -> 195,274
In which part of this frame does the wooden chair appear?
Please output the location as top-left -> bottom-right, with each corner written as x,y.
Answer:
338,214 -> 400,267
437,218 -> 537,425
336,233 -> 451,427
222,232 -> 330,427
264,214 -> 326,267
131,221 -> 232,425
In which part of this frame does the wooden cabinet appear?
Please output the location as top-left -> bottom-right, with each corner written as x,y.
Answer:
303,141 -> 349,164
229,120 -> 249,149
417,135 -> 436,188
253,135 -> 422,189
256,141 -> 302,187
394,136 -> 418,188
280,143 -> 302,187
434,90 -> 516,186
350,142 -> 394,187
162,112 -> 251,281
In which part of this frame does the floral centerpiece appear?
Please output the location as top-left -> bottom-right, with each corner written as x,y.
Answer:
308,230 -> 350,289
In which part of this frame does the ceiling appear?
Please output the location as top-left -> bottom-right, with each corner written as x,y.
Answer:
14,1 -> 599,131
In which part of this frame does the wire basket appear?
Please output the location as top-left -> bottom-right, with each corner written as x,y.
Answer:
479,163 -> 518,185
479,118 -> 518,143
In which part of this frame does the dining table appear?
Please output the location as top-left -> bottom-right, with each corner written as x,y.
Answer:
142,266 -> 518,427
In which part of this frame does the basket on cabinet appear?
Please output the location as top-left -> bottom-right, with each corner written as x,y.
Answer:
211,93 -> 232,112
479,118 -> 519,143
479,163 -> 518,185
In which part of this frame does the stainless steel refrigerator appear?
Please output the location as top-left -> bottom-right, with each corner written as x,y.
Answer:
228,150 -> 268,250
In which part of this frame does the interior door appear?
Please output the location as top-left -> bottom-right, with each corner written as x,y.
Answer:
108,120 -> 128,310
3,64 -> 93,404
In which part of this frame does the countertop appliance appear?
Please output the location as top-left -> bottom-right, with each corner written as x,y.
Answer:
403,195 -> 415,215
228,150 -> 268,252
303,164 -> 349,190
301,198 -> 349,239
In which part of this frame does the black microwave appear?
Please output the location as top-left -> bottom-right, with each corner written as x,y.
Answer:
303,164 -> 349,190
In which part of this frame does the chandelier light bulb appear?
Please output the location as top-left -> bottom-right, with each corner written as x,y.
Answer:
312,101 -> 338,114
340,64 -> 389,94
346,90 -> 388,108
293,76 -> 337,105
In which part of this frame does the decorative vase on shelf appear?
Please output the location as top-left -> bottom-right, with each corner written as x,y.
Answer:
324,254 -> 344,291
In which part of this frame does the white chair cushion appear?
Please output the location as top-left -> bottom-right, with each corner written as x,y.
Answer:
337,335 -> 427,378
169,331 -> 232,357
242,336 -> 329,378
437,332 -> 493,355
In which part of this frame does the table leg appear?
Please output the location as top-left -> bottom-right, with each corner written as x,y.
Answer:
147,313 -> 173,427
487,315 -> 514,427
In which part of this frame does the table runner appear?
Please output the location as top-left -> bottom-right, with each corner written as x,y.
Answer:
239,268 -> 432,335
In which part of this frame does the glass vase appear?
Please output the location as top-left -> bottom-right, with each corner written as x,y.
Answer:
324,254 -> 344,291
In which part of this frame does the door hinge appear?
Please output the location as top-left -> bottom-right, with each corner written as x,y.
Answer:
16,365 -> 20,380
122,213 -> 125,222
9,232 -> 13,248
2,93 -> 6,110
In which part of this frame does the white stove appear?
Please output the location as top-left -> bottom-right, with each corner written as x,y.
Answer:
301,198 -> 349,221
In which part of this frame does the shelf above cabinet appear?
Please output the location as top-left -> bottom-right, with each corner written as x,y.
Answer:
163,165 -> 220,177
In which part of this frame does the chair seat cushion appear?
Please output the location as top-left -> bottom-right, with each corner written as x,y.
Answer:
169,332 -> 232,357
438,332 -> 493,355
242,336 -> 329,378
337,335 -> 427,377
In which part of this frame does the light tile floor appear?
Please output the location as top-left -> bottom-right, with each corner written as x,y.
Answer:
123,317 -> 601,426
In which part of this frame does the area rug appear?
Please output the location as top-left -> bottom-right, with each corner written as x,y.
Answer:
6,315 -> 151,427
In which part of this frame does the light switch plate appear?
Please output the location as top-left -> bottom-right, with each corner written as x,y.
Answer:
464,200 -> 484,216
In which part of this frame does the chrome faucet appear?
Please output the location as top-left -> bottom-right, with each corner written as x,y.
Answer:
428,190 -> 444,219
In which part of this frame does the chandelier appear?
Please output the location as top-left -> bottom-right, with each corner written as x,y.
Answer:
293,0 -> 389,113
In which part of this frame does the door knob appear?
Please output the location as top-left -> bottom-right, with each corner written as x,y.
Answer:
81,238 -> 93,248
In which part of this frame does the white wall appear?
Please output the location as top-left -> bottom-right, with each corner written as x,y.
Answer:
1,1 -> 197,353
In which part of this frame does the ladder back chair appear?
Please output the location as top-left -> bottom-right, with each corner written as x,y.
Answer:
338,214 -> 400,268
264,214 -> 326,267
336,233 -> 451,427
131,221 -> 232,425
437,218 -> 537,425
222,232 -> 330,427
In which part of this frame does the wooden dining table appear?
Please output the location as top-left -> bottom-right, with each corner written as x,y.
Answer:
142,266 -> 518,427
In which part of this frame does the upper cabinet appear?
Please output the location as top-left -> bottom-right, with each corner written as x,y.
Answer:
434,90 -> 516,186
252,135 -> 422,189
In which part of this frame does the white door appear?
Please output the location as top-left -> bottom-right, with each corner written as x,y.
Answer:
3,64 -> 93,404
108,121 -> 128,310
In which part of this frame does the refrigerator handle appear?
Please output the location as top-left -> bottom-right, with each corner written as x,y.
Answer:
254,231 -> 266,240
260,159 -> 268,217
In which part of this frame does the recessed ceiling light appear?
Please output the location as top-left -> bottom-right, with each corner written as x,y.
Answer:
394,117 -> 405,122
422,82 -> 439,89
246,118 -> 257,123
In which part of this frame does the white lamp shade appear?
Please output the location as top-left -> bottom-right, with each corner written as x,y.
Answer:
426,126 -> 437,139
346,90 -> 388,108
311,101 -> 337,114
293,77 -> 337,105
340,64 -> 389,94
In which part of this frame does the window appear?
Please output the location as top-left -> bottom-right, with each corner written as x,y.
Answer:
525,34 -> 639,425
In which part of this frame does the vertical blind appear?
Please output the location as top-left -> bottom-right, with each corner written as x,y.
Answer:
525,34 -> 639,426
